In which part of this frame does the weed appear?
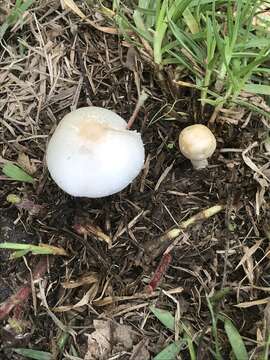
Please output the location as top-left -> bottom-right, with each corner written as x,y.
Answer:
114,0 -> 270,119
0,0 -> 34,42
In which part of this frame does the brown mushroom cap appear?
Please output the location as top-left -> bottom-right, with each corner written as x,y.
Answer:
179,124 -> 216,161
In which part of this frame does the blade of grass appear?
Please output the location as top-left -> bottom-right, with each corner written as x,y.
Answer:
0,242 -> 67,256
2,163 -> 34,183
154,0 -> 190,65
12,348 -> 52,360
153,340 -> 184,360
0,0 -> 34,41
207,295 -> 222,360
224,319 -> 249,360
150,305 -> 175,331
264,332 -> 270,360
10,249 -> 30,259
243,83 -> 270,95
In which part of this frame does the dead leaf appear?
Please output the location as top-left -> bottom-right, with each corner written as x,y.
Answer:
54,282 -> 99,313
235,297 -> 270,308
242,142 -> 270,215
242,143 -> 270,183
17,153 -> 37,175
73,223 -> 112,248
61,0 -> 120,35
39,244 -> 68,256
236,240 -> 262,270
62,273 -> 99,289
7,194 -> 47,217
84,320 -> 138,360
130,339 -> 150,360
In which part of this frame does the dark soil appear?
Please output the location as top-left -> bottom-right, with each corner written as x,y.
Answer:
0,1 -> 270,359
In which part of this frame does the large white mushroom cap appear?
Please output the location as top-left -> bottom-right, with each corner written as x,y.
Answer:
46,107 -> 145,197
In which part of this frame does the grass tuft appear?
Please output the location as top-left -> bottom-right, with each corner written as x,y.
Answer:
114,0 -> 270,118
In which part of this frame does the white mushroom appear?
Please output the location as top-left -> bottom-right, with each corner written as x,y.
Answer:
179,124 -> 216,169
46,107 -> 145,197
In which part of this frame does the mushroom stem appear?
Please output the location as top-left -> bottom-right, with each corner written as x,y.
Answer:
190,158 -> 208,169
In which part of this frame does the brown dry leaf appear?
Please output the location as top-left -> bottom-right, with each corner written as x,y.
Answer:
73,223 -> 112,248
242,142 -> 270,215
61,0 -> 119,34
62,273 -> 99,289
61,0 -> 85,19
39,244 -> 68,256
242,143 -> 270,182
236,240 -> 262,270
54,282 -> 99,313
17,153 -> 37,175
84,320 -> 138,360
17,199 -> 46,217
93,287 -> 184,306
7,194 -> 47,216
235,298 -> 270,308
242,246 -> 255,285
130,339 -> 150,360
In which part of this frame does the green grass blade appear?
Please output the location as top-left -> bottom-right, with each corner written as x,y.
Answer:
243,84 -> 270,95
0,0 -> 34,41
224,319 -> 248,360
2,163 -> 34,183
10,249 -> 30,259
0,242 -> 67,256
13,348 -> 52,360
153,340 -> 184,360
167,50 -> 202,77
150,305 -> 175,331
264,332 -> 270,360
206,295 -> 222,360
183,8 -> 199,34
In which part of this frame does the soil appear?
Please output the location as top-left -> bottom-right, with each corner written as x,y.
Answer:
0,1 -> 270,359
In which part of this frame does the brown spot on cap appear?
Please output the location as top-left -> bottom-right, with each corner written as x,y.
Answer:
78,120 -> 108,142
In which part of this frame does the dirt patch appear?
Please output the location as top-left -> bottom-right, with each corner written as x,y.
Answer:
0,1 -> 270,359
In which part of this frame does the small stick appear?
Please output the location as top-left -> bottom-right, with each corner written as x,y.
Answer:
145,204 -> 225,259
0,258 -> 47,320
126,91 -> 148,129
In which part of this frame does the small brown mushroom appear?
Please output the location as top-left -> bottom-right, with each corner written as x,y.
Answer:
179,124 -> 216,169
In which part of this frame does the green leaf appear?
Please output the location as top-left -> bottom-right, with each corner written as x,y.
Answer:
0,0 -> 33,41
243,83 -> 270,96
10,249 -> 30,259
13,348 -> 52,360
150,305 -> 175,331
2,163 -> 34,183
0,242 -> 67,256
153,340 -> 184,360
224,319 -> 249,360
210,288 -> 231,305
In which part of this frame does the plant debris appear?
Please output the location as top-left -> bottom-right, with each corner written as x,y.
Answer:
84,320 -> 138,360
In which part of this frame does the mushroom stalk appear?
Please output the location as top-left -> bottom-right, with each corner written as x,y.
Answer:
190,158 -> 208,170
